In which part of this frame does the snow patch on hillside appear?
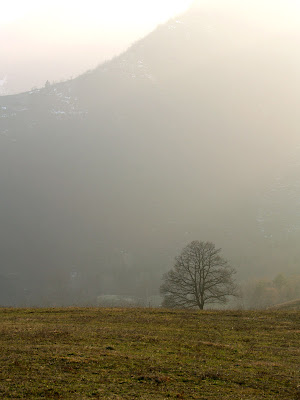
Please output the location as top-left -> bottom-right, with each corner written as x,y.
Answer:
257,146 -> 300,239
48,86 -> 88,119
0,128 -> 17,143
118,57 -> 155,82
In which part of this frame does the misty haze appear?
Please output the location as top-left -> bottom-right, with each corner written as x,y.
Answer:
1,0 -> 300,310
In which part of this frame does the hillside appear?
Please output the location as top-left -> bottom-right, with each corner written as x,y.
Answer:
1,2 -> 300,306
269,299 -> 300,310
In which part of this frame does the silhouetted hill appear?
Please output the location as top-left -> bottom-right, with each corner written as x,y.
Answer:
1,3 -> 300,305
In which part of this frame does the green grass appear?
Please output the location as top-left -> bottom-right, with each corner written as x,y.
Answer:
0,308 -> 299,399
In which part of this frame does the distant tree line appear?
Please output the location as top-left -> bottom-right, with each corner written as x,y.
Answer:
240,274 -> 300,309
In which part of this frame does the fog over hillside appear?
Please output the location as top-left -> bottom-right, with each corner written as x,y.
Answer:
0,1 -> 192,95
0,1 -> 300,306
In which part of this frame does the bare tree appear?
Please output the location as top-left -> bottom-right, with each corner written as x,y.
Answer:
160,241 -> 237,310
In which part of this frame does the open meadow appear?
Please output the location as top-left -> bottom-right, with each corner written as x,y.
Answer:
0,308 -> 299,399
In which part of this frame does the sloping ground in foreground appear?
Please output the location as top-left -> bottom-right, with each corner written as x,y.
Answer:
0,308 -> 299,399
269,299 -> 300,311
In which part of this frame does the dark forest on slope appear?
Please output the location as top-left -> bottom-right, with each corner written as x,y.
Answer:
1,2 -> 300,306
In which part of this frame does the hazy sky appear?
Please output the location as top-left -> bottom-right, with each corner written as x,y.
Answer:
0,0 -> 193,94
1,1 -> 193,26
1,0 -> 300,94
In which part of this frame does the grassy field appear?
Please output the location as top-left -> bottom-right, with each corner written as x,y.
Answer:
0,308 -> 299,399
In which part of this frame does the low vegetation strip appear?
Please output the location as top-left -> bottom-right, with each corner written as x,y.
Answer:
0,308 -> 299,399
268,299 -> 300,310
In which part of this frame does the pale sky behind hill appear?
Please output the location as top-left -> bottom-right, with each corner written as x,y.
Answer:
0,1 -> 193,26
1,0 -> 300,94
0,0 -> 193,94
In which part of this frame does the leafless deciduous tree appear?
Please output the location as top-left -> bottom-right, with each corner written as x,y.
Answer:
160,241 -> 237,310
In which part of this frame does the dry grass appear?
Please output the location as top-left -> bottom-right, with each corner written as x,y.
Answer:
268,299 -> 300,310
0,308 -> 299,399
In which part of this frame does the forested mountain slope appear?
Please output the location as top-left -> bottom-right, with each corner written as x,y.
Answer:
1,3 -> 299,305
